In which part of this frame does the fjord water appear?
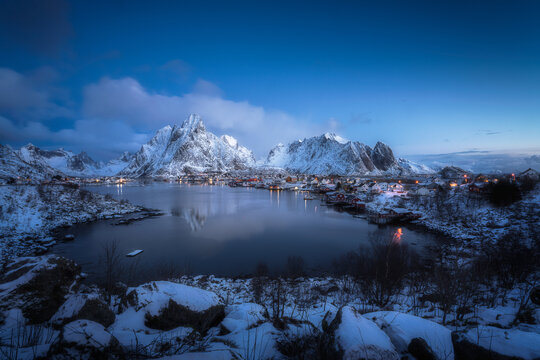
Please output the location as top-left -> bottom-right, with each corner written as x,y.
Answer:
54,183 -> 439,283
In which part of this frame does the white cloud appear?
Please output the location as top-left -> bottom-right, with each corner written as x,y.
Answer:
0,115 -> 148,159
82,76 -> 321,157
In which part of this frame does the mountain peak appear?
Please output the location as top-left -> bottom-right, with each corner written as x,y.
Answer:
221,135 -> 238,148
323,133 -> 348,144
181,113 -> 204,133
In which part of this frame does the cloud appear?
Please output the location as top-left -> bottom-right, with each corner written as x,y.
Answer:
0,115 -> 148,160
0,0 -> 73,56
476,129 -> 502,136
407,150 -> 540,173
0,67 -> 73,121
192,79 -> 223,97
82,77 -> 321,156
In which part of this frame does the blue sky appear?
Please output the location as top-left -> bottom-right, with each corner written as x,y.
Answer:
0,0 -> 539,161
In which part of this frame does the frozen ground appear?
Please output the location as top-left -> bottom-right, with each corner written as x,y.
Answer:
0,256 -> 539,359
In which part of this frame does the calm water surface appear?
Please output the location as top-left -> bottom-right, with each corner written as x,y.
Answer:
53,183 -> 440,282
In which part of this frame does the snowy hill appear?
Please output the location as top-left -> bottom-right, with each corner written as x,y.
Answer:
0,144 -> 61,182
120,114 -> 256,177
15,144 -> 132,178
264,133 -> 433,175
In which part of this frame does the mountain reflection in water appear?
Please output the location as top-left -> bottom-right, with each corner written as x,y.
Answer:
53,183 -> 441,282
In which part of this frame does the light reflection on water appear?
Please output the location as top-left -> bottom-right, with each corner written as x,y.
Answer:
53,183 -> 440,282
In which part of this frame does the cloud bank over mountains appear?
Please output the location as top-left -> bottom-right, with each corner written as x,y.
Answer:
0,67 -> 321,159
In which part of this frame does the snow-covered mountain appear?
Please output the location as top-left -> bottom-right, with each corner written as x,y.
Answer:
7,144 -> 133,178
264,133 -> 433,175
0,144 -> 61,182
120,114 -> 255,177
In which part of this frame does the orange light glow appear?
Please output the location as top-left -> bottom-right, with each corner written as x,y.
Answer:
415,180 -> 419,184
392,228 -> 403,244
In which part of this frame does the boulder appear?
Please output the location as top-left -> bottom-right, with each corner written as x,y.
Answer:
125,281 -> 224,333
0,256 -> 81,324
52,293 -> 115,328
365,311 -> 454,360
331,306 -> 399,360
221,303 -> 266,333
48,319 -> 121,359
452,326 -> 540,360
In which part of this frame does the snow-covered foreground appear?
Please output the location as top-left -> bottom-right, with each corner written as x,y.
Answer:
1,255 -> 539,359
0,185 -> 142,262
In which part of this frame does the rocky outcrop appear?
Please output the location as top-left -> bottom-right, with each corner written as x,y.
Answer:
365,311 -> 454,360
48,319 -> 122,359
330,306 -> 399,360
122,281 -> 224,333
0,256 -> 81,324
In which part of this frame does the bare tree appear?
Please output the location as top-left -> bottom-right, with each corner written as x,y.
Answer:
99,239 -> 124,302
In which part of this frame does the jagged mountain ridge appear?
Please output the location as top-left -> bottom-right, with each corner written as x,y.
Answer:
0,144 -> 61,181
119,114 -> 256,177
1,114 -> 433,179
4,144 -> 133,178
264,133 -> 433,175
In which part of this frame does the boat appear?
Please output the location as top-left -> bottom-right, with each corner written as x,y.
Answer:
304,195 -> 314,200
126,249 -> 144,257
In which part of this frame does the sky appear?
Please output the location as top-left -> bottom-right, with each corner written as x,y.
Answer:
0,0 -> 539,163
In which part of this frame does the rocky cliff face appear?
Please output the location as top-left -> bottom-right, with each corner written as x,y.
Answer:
120,114 -> 255,177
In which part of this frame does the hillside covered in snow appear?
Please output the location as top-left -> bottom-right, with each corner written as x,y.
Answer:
0,144 -> 133,181
119,114 -> 256,177
264,133 -> 434,175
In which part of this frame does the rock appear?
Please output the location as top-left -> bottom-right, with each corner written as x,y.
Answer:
126,281 -> 224,333
0,256 -> 81,324
408,338 -> 437,360
365,311 -> 454,360
64,234 -> 75,241
330,306 -> 399,360
221,303 -> 266,333
48,319 -> 122,359
52,293 -> 115,328
452,326 -> 540,360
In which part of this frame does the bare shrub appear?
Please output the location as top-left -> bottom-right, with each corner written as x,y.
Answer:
99,239 -> 124,301
356,234 -> 413,308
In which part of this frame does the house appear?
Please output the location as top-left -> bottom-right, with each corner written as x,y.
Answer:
389,183 -> 404,192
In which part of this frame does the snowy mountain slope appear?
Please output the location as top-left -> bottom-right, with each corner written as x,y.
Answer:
0,143 -> 133,179
14,144 -> 132,177
0,144 -> 61,182
120,114 -> 256,177
264,133 -> 433,175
